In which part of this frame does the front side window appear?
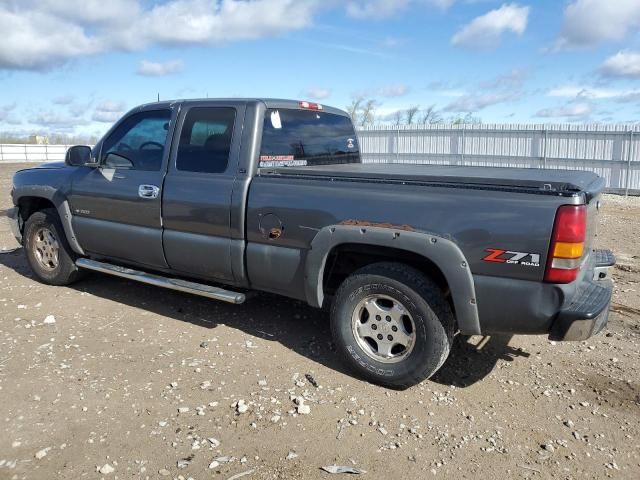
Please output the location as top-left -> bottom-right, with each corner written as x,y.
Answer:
260,109 -> 360,167
101,110 -> 171,171
176,107 -> 235,173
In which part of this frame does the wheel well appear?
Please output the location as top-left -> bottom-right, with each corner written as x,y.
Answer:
323,243 -> 451,299
17,197 -> 55,226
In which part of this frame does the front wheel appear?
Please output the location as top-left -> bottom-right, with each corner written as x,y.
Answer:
24,208 -> 85,286
330,262 -> 454,388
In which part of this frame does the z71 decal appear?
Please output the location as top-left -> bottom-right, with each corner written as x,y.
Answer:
483,248 -> 541,267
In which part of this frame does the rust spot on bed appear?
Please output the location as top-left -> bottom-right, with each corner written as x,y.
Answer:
340,219 -> 414,232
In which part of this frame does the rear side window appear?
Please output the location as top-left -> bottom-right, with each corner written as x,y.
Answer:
260,109 -> 360,167
177,107 -> 235,173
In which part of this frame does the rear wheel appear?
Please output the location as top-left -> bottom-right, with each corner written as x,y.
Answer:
24,208 -> 85,286
330,262 -> 454,388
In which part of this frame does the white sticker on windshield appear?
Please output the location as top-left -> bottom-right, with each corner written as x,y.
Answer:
270,110 -> 282,129
347,138 -> 355,149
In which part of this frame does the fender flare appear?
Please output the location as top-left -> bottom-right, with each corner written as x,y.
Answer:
304,225 -> 480,335
13,185 -> 85,255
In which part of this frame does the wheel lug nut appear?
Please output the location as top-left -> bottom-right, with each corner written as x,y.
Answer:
387,335 -> 393,341
392,326 -> 398,332
371,324 -> 377,330
386,316 -> 391,322
376,315 -> 381,321
377,334 -> 383,340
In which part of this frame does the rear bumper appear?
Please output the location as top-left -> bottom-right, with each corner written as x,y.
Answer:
7,206 -> 22,244
549,249 -> 615,341
474,249 -> 615,339
549,279 -> 613,341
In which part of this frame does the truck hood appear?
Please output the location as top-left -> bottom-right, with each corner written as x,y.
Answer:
36,161 -> 66,169
263,163 -> 605,200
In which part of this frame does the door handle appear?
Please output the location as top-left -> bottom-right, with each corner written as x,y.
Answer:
138,184 -> 160,199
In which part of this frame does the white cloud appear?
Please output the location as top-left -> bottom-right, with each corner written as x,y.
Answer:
0,103 -> 16,122
451,3 -> 529,49
378,84 -> 409,97
0,7 -> 102,70
346,0 -> 454,19
536,102 -> 592,118
443,92 -> 518,112
600,51 -> 640,79
304,87 -> 331,100
137,60 -> 184,77
96,101 -> 125,113
548,85 -> 640,100
0,0 -> 321,70
480,68 -> 528,90
30,111 -> 90,129
92,100 -> 126,123
137,0 -> 318,46
555,0 -> 640,50
353,83 -> 410,99
39,0 -> 138,25
92,111 -> 122,123
52,95 -> 74,105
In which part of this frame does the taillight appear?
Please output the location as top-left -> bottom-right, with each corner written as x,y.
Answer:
299,101 -> 323,111
544,205 -> 587,283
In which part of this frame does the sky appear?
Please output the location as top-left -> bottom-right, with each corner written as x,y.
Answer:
1,0 -> 640,138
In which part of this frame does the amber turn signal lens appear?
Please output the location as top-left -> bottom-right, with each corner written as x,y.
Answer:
553,241 -> 584,259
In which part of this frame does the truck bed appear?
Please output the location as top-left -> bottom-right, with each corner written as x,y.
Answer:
259,163 -> 604,198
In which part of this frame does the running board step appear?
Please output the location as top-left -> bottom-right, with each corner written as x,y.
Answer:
76,258 -> 246,304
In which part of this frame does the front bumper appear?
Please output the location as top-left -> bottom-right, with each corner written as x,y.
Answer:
549,249 -> 615,341
7,206 -> 22,244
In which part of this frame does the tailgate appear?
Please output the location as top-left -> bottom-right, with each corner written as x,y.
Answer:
583,175 -> 606,261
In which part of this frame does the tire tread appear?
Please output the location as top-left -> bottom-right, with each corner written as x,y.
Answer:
331,262 -> 455,388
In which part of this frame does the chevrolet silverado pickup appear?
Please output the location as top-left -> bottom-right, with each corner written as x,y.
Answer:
8,98 -> 615,388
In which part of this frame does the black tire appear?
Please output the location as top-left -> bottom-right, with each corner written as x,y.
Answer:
330,262 -> 454,389
24,208 -> 85,286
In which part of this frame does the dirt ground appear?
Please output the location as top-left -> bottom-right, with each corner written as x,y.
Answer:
0,162 -> 638,480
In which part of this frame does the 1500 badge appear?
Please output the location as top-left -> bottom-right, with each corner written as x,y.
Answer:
483,248 -> 541,267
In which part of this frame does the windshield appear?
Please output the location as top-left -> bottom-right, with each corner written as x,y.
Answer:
260,108 -> 360,167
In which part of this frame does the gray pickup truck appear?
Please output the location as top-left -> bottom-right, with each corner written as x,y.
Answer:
8,98 -> 615,387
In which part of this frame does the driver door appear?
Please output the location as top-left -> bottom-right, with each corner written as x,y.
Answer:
69,108 -> 175,269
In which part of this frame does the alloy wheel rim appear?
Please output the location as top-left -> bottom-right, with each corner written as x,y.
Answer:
33,227 -> 60,270
351,294 -> 416,364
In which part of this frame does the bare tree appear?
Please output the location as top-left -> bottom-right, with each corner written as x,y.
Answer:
390,110 -> 404,126
345,96 -> 379,126
405,105 -> 420,125
420,105 -> 442,124
345,97 -> 363,125
449,112 -> 482,125
360,99 -> 378,126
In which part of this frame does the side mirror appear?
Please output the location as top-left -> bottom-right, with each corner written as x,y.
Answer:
65,145 -> 93,167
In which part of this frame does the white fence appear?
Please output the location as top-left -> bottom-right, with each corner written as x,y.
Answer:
0,144 -> 73,163
2,123 -> 640,194
357,124 -> 640,195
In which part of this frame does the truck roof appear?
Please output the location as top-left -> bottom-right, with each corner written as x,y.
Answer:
133,98 -> 350,117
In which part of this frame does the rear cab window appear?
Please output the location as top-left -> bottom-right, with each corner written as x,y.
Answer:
259,108 -> 360,168
177,107 -> 235,174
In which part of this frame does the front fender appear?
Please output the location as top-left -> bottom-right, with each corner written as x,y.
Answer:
304,225 -> 480,335
12,184 -> 84,255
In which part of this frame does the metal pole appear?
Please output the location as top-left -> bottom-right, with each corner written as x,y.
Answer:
542,129 -> 548,169
24,143 -> 28,162
396,128 -> 400,163
460,127 -> 465,165
626,130 -> 633,197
